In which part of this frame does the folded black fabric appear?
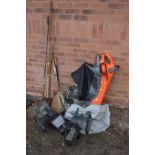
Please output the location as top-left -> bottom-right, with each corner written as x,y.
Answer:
71,63 -> 101,101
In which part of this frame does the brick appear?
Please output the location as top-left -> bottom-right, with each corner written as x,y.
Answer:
26,8 -> 33,13
35,8 -> 50,13
65,0 -> 80,2
99,0 -> 107,2
27,78 -> 35,83
92,0 -> 107,2
80,43 -> 97,50
79,0 -> 89,2
42,3 -> 53,8
114,10 -> 128,16
121,52 -> 128,57
31,45 -> 45,50
73,3 -> 89,9
98,10 -> 114,15
98,23 -> 103,38
108,3 -> 125,9
26,62 -> 33,67
74,15 -> 87,21
59,15 -> 72,20
73,48 -> 87,54
53,0 -> 64,1
104,16 -> 127,23
73,58 -> 85,63
66,53 -> 79,58
105,40 -> 121,45
125,3 -> 129,9
65,9 -> 79,14
80,54 -> 94,59
51,8 -> 64,14
56,42 -> 80,48
81,9 -> 97,15
27,2 -> 42,8
88,15 -> 105,21
56,37 -> 72,42
93,23 -> 100,39
27,70 -> 33,74
118,0 -> 129,2
90,3 -> 107,9
73,38 -> 88,43
27,20 -> 32,34
57,2 -> 72,8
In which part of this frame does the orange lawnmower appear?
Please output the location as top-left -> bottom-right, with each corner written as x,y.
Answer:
91,53 -> 119,104
70,52 -> 120,105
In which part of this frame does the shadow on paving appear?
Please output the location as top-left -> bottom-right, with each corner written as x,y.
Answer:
26,105 -> 129,155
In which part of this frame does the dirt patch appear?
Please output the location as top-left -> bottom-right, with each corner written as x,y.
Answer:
26,105 -> 128,155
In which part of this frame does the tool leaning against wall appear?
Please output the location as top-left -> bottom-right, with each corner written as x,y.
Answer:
42,1 -> 65,113
43,15 -> 53,99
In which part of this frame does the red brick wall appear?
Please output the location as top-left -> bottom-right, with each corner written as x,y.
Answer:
26,0 -> 129,108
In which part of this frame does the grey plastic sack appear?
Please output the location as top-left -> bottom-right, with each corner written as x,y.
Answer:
65,104 -> 110,134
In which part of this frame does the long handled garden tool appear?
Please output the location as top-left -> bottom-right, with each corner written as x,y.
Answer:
43,16 -> 54,99
43,13 -> 65,112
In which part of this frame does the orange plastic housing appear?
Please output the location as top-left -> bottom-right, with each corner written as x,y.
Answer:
91,52 -> 115,105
